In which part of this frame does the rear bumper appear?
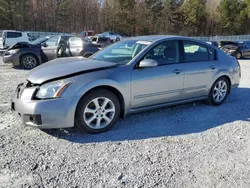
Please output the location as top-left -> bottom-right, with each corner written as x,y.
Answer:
11,86 -> 80,129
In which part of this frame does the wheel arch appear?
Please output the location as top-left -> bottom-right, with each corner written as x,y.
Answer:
209,75 -> 232,95
19,53 -> 41,65
75,85 -> 126,119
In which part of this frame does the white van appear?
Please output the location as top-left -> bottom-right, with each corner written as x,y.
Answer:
2,30 -> 30,49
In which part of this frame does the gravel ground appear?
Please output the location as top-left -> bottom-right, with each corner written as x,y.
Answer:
0,58 -> 250,188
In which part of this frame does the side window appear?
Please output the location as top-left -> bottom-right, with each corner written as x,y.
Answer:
91,37 -> 98,42
208,47 -> 216,61
144,41 -> 179,66
7,32 -> 22,38
44,37 -> 58,47
183,41 -> 210,62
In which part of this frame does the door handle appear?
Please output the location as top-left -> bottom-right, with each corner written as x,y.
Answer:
52,49 -> 56,52
210,64 -> 216,70
173,69 -> 181,74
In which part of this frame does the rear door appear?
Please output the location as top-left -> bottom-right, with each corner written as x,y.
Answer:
181,40 -> 218,100
68,37 -> 83,56
41,36 -> 59,61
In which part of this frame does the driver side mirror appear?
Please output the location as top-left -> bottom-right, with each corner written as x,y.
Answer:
41,42 -> 48,47
139,59 -> 158,68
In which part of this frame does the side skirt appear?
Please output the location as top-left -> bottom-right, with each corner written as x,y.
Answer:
125,96 -> 207,116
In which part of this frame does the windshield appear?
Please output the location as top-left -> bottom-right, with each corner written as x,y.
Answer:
31,37 -> 50,45
90,40 -> 150,64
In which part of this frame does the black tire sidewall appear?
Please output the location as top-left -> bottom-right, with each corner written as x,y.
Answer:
21,54 -> 38,69
208,77 -> 229,106
75,89 -> 121,134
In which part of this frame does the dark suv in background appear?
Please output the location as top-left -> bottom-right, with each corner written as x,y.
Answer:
220,41 -> 250,59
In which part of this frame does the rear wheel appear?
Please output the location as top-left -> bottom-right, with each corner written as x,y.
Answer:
206,77 -> 229,106
75,89 -> 121,134
116,37 -> 120,42
21,54 -> 38,69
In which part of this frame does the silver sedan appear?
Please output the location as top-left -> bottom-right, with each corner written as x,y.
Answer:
11,36 -> 241,133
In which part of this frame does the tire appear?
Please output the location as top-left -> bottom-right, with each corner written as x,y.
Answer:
116,37 -> 120,42
21,54 -> 39,69
75,89 -> 121,134
206,77 -> 230,106
236,52 -> 242,59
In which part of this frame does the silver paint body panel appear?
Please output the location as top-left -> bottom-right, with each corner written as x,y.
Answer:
11,36 -> 241,128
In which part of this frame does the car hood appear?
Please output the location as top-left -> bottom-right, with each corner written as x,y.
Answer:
27,57 -> 116,84
9,42 -> 37,49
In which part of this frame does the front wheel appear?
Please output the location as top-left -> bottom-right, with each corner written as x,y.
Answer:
206,77 -> 229,106
21,54 -> 38,69
75,89 -> 121,134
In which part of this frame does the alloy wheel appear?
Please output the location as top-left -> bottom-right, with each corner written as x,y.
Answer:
23,56 -> 37,69
83,97 -> 115,129
213,80 -> 228,103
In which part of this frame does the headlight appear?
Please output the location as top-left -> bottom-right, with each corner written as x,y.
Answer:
228,49 -> 236,53
6,49 -> 18,55
36,79 -> 74,99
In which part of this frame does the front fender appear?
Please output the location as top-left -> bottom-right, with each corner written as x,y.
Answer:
75,79 -> 124,96
74,79 -> 130,113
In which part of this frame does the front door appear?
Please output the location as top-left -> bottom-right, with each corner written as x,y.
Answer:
131,40 -> 185,109
41,37 -> 59,62
181,40 -> 218,99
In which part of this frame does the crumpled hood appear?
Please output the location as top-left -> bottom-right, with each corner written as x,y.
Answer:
9,42 -> 34,50
27,57 -> 115,84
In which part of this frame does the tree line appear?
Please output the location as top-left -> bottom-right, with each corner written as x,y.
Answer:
0,0 -> 250,36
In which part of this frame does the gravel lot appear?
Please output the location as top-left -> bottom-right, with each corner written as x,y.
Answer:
0,58 -> 250,188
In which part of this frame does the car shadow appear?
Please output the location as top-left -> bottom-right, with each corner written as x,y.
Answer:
44,87 -> 250,143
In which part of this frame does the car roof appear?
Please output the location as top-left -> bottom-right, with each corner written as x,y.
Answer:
126,35 -> 191,42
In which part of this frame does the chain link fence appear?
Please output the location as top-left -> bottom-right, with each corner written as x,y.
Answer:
191,35 -> 250,42
26,31 -> 72,40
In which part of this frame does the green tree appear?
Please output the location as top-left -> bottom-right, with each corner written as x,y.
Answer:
218,0 -> 246,34
181,0 -> 207,35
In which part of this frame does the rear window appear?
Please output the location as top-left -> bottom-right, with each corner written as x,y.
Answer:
7,32 -> 22,38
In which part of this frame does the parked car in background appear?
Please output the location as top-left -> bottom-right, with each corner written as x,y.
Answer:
80,43 -> 102,58
206,41 -> 219,48
11,36 -> 241,134
79,30 -> 95,40
77,36 -> 111,58
89,36 -> 111,48
3,35 -> 84,69
97,32 -> 122,42
1,30 -> 31,49
220,41 -> 250,59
